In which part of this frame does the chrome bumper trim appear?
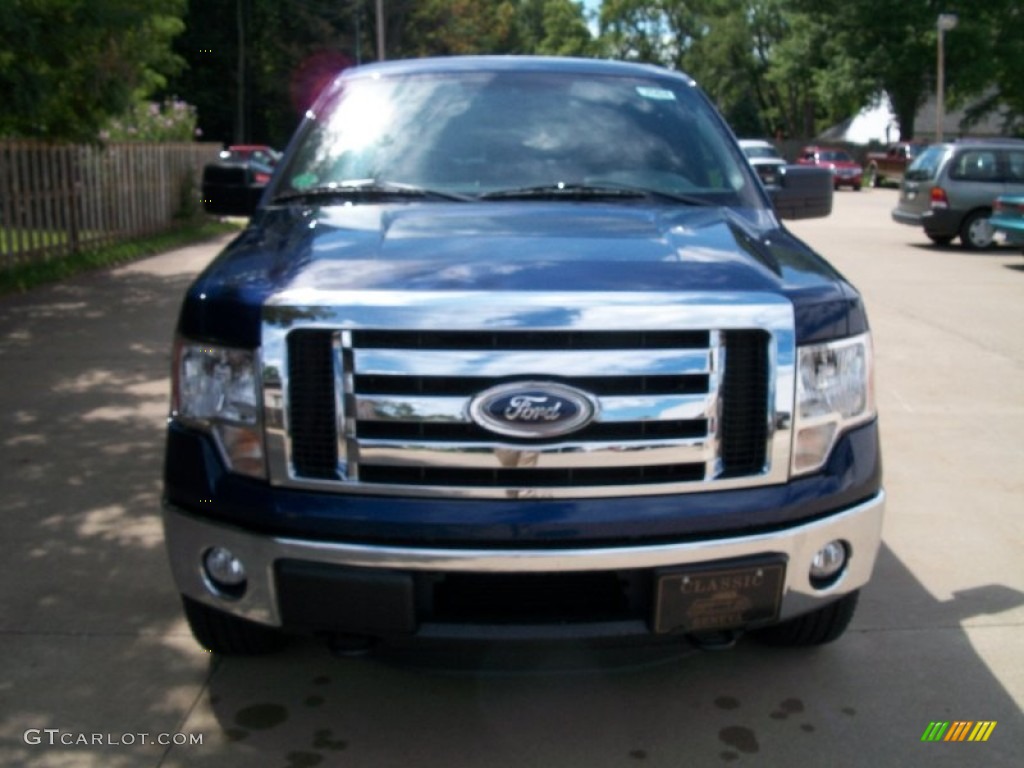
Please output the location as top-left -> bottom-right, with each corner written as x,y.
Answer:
164,490 -> 884,629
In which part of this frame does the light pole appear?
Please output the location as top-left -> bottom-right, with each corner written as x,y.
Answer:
936,13 -> 958,142
236,0 -> 246,144
376,0 -> 386,61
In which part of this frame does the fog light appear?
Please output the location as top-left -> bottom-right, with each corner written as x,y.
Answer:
203,547 -> 247,597
809,540 -> 847,586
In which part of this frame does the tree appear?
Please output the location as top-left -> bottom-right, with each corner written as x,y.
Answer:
0,0 -> 186,142
399,0 -> 520,57
946,0 -> 1024,135
596,0 -> 822,138
530,0 -> 597,57
164,0 -> 365,148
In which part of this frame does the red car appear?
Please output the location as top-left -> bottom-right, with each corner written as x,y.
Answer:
797,146 -> 863,191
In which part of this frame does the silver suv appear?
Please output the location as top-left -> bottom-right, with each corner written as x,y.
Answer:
891,138 -> 1024,249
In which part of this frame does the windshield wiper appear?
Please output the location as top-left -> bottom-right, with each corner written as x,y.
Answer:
478,181 -> 711,206
273,179 -> 471,204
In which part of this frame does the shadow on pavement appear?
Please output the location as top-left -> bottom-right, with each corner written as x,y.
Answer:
0,246 -> 225,767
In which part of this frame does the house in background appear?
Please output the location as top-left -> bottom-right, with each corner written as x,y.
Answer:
818,91 -> 1011,145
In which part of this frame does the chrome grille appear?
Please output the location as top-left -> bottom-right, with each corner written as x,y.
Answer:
261,291 -> 795,499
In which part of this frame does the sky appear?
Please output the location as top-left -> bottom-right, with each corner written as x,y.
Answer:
582,0 -> 601,33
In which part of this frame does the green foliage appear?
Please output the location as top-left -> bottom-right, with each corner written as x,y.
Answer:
402,0 -> 520,56
949,0 -> 1024,135
4,0 -> 1019,147
165,0 -> 597,149
0,0 -> 187,143
516,0 -> 597,57
165,0 -> 362,148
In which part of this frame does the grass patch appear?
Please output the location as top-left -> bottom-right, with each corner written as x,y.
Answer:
0,219 -> 242,296
0,228 -> 74,252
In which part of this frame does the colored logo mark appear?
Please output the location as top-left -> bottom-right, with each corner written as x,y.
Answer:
921,721 -> 997,742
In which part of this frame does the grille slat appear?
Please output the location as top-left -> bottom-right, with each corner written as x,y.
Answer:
353,329 -> 711,350
356,419 -> 708,443
354,373 -> 709,397
358,463 -> 705,487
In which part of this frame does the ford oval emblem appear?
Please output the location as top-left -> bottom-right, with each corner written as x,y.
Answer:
468,381 -> 598,439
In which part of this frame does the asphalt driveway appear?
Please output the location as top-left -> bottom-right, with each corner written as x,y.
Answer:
1,191 -> 1021,767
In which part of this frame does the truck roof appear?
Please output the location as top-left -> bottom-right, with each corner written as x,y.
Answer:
342,55 -> 698,87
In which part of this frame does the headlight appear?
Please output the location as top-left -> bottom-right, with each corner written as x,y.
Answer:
172,339 -> 266,479
792,333 -> 875,475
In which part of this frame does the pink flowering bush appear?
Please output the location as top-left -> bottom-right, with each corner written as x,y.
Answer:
101,98 -> 199,142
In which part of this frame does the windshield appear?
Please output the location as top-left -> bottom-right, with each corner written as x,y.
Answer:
905,145 -> 947,181
743,145 -> 782,160
819,150 -> 853,163
277,69 -> 760,207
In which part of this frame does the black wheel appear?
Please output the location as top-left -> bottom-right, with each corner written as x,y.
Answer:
751,591 -> 859,647
927,233 -> 954,246
182,596 -> 289,655
959,209 -> 995,250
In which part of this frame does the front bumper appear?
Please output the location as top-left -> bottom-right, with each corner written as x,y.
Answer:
833,173 -> 862,188
164,490 -> 885,642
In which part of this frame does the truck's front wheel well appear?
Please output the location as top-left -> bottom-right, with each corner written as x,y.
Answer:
181,596 -> 289,655
750,590 -> 860,647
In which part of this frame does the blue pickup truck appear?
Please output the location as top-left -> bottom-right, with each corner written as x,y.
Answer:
166,56 -> 883,655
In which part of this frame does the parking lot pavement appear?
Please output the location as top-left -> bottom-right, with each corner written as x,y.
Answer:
0,192 -> 1021,767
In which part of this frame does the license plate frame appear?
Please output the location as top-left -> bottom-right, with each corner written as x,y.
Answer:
653,559 -> 786,635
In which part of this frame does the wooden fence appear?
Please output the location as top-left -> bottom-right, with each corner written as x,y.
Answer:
0,141 -> 222,268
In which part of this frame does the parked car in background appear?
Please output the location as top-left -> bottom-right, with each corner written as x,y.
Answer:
218,145 -> 282,185
219,144 -> 282,166
202,146 -> 281,217
991,193 -> 1024,250
863,142 -> 925,188
739,139 -> 786,187
891,138 -> 1024,249
797,146 -> 863,190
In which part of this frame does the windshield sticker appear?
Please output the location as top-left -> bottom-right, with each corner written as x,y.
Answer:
636,87 -> 676,101
290,172 -> 318,190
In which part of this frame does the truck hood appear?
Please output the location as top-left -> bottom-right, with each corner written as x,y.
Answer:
182,202 -> 866,346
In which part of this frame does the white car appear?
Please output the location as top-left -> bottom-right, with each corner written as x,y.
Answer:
739,139 -> 786,188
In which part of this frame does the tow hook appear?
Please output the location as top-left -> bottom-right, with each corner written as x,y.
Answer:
688,630 -> 743,651
328,633 -> 378,657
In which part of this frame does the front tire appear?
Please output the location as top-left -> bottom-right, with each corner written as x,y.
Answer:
959,209 -> 995,250
751,591 -> 860,647
182,596 -> 289,655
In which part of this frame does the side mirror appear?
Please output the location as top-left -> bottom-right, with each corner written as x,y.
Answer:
201,162 -> 263,217
769,166 -> 833,220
